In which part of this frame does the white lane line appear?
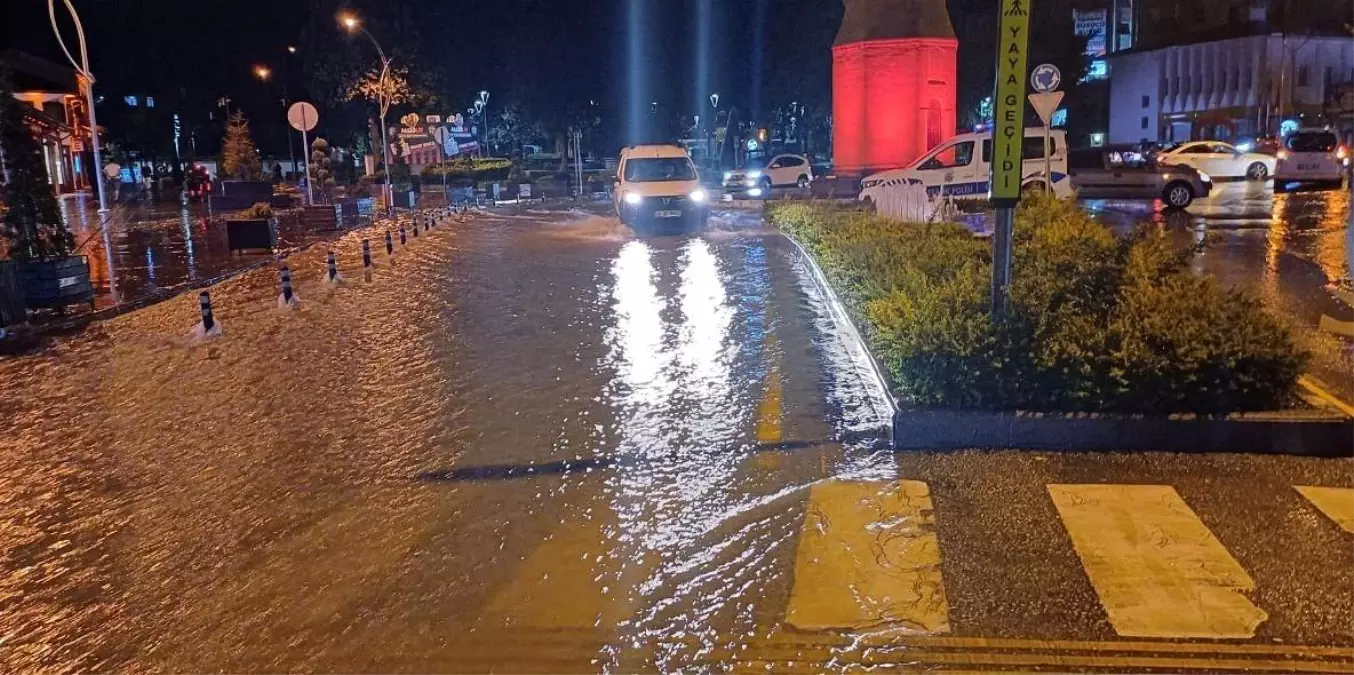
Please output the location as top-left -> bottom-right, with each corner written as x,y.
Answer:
1295,485 -> 1354,533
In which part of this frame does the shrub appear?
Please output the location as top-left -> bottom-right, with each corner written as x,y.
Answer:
420,157 -> 514,182
767,196 -> 1307,414
239,202 -> 274,219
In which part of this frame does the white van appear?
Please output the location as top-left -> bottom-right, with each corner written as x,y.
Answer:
860,129 -> 1072,207
1274,128 -> 1348,191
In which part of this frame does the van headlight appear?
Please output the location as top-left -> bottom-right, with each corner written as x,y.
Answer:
689,189 -> 708,203
747,170 -> 762,178
623,192 -> 643,205
723,171 -> 733,181
1197,171 -> 1211,183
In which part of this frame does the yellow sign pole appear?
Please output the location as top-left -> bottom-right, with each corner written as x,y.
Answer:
989,0 -> 1032,316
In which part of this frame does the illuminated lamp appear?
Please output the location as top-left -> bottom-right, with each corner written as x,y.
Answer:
832,0 -> 958,175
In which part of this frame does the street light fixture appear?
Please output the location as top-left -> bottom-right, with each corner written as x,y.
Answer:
253,65 -> 271,81
287,45 -> 297,54
47,0 -> 109,213
339,11 -> 394,212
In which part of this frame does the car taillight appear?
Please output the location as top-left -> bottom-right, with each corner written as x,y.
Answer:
1277,150 -> 1289,161
1338,146 -> 1349,160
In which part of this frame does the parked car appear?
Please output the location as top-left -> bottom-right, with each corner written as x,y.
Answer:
722,153 -> 813,197
612,144 -> 709,230
1068,146 -> 1212,209
859,128 -> 1073,205
1156,140 -> 1275,181
1274,128 -> 1348,191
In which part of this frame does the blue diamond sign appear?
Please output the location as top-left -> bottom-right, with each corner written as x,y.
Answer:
1031,63 -> 1061,93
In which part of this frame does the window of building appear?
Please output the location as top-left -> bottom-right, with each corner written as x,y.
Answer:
1142,95 -> 1150,108
1141,116 -> 1149,129
123,95 -> 138,107
1085,59 -> 1108,80
146,96 -> 155,108
1298,65 -> 1309,86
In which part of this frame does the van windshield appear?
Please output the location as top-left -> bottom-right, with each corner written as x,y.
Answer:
624,157 -> 698,182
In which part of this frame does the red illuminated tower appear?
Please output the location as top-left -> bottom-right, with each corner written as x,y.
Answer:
832,0 -> 958,175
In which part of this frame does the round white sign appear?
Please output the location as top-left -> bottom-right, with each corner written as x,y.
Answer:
287,102 -> 319,132
1031,64 -> 1062,93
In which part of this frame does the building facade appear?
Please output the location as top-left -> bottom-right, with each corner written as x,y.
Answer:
1108,34 -> 1354,145
2,50 -> 95,194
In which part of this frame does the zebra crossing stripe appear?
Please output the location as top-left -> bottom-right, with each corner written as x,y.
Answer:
1049,484 -> 1267,639
480,507 -> 654,631
1295,486 -> 1354,533
785,480 -> 949,634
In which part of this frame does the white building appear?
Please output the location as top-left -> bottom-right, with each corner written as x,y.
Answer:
1108,34 -> 1354,145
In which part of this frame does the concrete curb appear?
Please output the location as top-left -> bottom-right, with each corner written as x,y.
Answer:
777,222 -> 1354,456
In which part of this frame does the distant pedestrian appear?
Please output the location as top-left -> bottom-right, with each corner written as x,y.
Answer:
273,162 -> 284,182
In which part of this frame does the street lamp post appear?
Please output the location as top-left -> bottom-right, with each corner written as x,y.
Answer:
340,13 -> 394,214
477,90 -> 490,156
47,0 -> 109,214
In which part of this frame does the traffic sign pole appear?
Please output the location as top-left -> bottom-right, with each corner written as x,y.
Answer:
989,0 -> 1033,318
287,102 -> 320,207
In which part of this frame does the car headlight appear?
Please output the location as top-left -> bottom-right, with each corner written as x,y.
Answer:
689,189 -> 708,203
747,170 -> 762,178
1197,171 -> 1211,183
623,192 -> 643,205
723,171 -> 733,181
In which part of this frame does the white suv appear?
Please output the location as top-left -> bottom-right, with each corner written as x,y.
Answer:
722,154 -> 814,197
1274,128 -> 1348,191
613,145 -> 710,229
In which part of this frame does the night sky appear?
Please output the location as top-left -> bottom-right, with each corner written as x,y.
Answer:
3,1 -> 851,146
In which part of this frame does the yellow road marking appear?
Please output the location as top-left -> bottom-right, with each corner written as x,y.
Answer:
1049,484 -> 1267,639
755,367 -> 784,444
1295,485 -> 1354,533
785,480 -> 949,633
481,505 -> 653,630
732,650 -> 1348,674
1298,375 -> 1354,417
761,631 -> 1354,657
1318,314 -> 1354,338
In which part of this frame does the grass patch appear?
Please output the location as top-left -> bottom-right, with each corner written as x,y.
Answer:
770,196 -> 1308,414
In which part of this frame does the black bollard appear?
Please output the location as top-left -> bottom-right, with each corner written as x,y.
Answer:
327,251 -> 338,282
199,291 -> 215,332
399,226 -> 407,245
413,220 -> 419,237
280,265 -> 294,303
362,239 -> 372,268
385,230 -> 394,255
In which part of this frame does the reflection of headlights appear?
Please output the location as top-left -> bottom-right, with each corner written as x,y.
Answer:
723,171 -> 733,181
623,192 -> 643,205
1197,171 -> 1211,183
745,177 -> 758,186
689,189 -> 708,203
748,188 -> 764,197
747,170 -> 762,178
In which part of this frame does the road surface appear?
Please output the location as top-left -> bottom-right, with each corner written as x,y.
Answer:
1,205 -> 1350,673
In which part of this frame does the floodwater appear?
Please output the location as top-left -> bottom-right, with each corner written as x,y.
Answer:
0,207 -> 897,672
2,205 -> 1349,674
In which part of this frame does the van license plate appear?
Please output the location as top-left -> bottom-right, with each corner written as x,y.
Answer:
1298,163 -> 1321,171
655,210 -> 682,218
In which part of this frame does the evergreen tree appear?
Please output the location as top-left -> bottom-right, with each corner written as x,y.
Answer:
220,110 -> 262,180
309,137 -> 334,199
0,65 -> 73,261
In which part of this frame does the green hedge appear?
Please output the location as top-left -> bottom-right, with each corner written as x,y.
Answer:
769,196 -> 1308,414
420,157 -> 513,181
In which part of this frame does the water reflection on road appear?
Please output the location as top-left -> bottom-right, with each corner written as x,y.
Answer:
0,207 -> 893,673
1085,182 -> 1352,400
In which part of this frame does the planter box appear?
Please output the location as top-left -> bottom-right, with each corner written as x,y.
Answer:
303,205 -> 340,231
17,257 -> 95,310
214,181 -> 274,210
268,193 -> 297,209
892,408 -> 1353,456
226,218 -> 276,253
0,261 -> 26,326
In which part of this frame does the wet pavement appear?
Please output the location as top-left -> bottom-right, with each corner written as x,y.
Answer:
55,194 -> 369,311
1,205 -> 1351,673
1085,181 -> 1353,402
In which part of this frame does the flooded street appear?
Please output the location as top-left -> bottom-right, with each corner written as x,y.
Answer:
1,207 -> 1351,673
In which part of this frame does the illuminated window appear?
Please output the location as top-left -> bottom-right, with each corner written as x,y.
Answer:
146,96 -> 155,108
1085,59 -> 1108,81
1052,108 -> 1068,127
124,95 -> 138,107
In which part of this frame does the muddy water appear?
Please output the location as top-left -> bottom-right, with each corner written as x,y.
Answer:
0,207 -> 893,672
